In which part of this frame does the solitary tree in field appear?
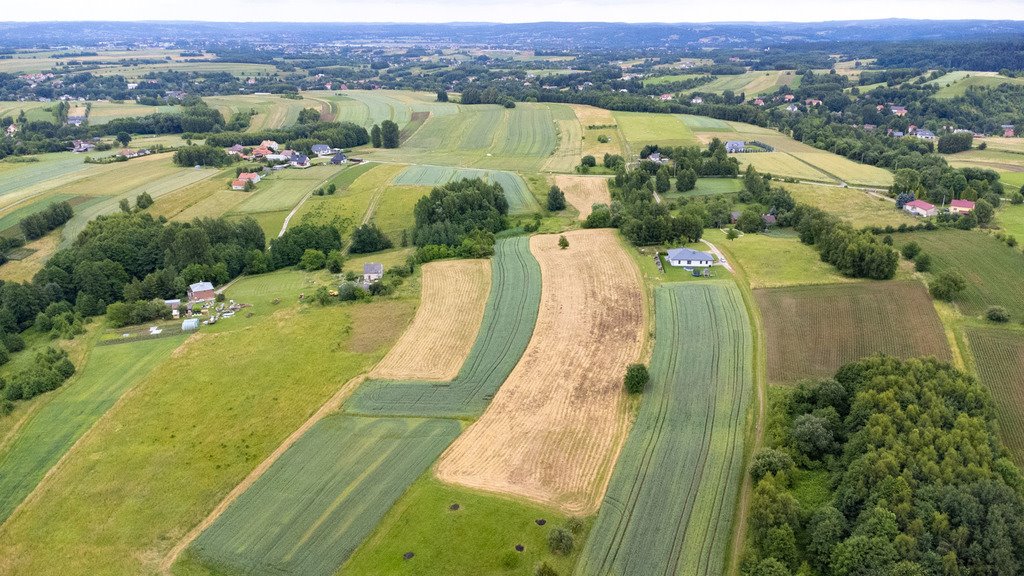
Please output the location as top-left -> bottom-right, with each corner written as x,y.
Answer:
370,124 -> 382,148
118,198 -> 131,213
116,132 -> 132,147
436,89 -> 448,102
929,272 -> 966,302
547,185 -> 566,211
624,363 -> 649,394
558,235 -> 569,249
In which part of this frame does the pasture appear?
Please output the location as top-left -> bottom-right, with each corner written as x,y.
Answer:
997,204 -> 1024,241
437,230 -> 645,514
185,416 -> 461,576
755,281 -> 952,383
893,230 -> 1024,318
295,163 -> 405,236
152,169 -> 246,221
737,152 -> 835,183
681,70 -> 800,95
0,335 -> 185,523
706,228 -> 856,288
232,165 -> 342,215
340,477 -> 586,576
391,165 -> 538,214
553,174 -> 611,219
613,111 -> 696,148
544,103 -> 585,172
576,282 -> 752,576
0,233 -> 61,282
345,236 -> 541,418
0,291 -> 416,575
86,100 -> 180,125
373,259 -> 491,381
966,327 -> 1024,464
931,72 -> 1024,98
784,182 -> 915,227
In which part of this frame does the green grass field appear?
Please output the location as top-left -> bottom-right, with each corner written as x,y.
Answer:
372,184 -> 430,242
788,152 -> 894,187
966,326 -> 1024,464
204,94 -> 312,131
784,182 -> 916,228
997,204 -> 1024,241
86,101 -> 181,125
893,230 -> 1024,318
0,193 -> 79,234
738,152 -> 835,183
0,335 -> 185,523
706,228 -> 856,288
931,72 -> 1024,98
392,165 -> 539,214
232,165 -> 342,215
0,279 -> 417,575
681,70 -> 800,95
345,236 -> 540,418
680,177 -> 743,197
613,111 -> 696,148
184,416 -> 461,576
755,281 -> 952,383
645,74 -> 703,86
294,163 -> 404,236
577,282 -> 752,576
340,476 -> 587,576
678,114 -> 734,132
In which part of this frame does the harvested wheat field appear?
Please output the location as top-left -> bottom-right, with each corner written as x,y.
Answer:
554,174 -> 612,219
373,259 -> 491,381
437,229 -> 645,514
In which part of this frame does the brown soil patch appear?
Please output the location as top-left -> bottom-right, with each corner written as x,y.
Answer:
436,229 -> 645,514
372,259 -> 490,380
553,175 -> 612,220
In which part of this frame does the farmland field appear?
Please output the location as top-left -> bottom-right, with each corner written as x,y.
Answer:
294,163 -> 405,234
544,103 -> 584,172
576,282 -> 752,576
231,164 -> 342,215
437,230 -> 645,514
86,100 -> 180,124
681,70 -> 800,95
373,259 -> 491,381
784,182 -> 916,227
391,165 -> 538,214
553,174 -> 611,219
893,230 -> 1024,318
184,416 -> 461,576
737,152 -> 835,183
613,111 -> 696,148
931,71 -> 1024,98
0,289 -> 416,575
997,204 -> 1024,241
571,105 -> 624,158
788,152 -> 895,187
676,177 -> 744,197
706,228 -> 856,288
91,62 -> 278,80
204,94 -> 313,131
965,327 -> 1024,464
0,233 -> 61,282
755,281 -> 952,383
345,236 -> 541,418
0,336 -> 185,523
679,114 -> 734,132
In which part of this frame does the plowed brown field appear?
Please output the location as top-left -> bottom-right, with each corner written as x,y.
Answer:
436,229 -> 645,514
372,259 -> 491,381
554,174 -> 612,219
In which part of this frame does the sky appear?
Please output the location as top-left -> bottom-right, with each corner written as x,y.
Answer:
3,0 -> 1024,23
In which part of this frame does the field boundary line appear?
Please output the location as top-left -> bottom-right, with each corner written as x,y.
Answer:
159,371 -> 371,574
781,152 -> 839,184
278,164 -> 352,237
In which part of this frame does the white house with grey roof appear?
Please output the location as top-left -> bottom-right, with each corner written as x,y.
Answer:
363,263 -> 384,283
725,141 -> 746,153
666,248 -> 714,268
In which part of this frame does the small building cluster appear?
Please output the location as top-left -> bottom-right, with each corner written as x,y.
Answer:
902,198 -> 976,218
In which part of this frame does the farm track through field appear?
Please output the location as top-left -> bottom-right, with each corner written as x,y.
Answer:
576,282 -> 752,576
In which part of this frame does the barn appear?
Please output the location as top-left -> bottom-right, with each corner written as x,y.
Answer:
188,281 -> 216,302
666,247 -> 714,268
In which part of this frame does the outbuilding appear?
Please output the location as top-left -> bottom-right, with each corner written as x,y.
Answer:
949,199 -> 976,214
666,247 -> 714,268
188,281 -> 217,302
903,199 -> 937,217
181,318 -> 199,331
725,141 -> 746,153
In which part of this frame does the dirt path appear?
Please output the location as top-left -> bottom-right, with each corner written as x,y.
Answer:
700,239 -> 734,273
277,166 -> 344,237
159,373 -> 369,575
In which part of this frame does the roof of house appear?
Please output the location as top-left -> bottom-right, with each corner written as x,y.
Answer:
238,172 -> 259,180
667,247 -> 713,262
906,199 -> 935,210
231,179 -> 247,187
951,199 -> 976,209
311,144 -> 331,153
363,262 -> 384,275
291,154 -> 310,164
762,213 -> 778,224
330,152 -> 347,163
189,281 -> 215,292
228,144 -> 244,151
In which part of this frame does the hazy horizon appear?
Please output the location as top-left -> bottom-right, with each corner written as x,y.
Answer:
3,1 -> 1023,24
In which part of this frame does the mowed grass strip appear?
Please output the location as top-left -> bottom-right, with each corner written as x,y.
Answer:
373,259 -> 491,381
184,416 -> 461,576
966,327 -> 1024,464
755,281 -> 952,384
0,291 -> 415,575
576,282 -> 752,576
893,230 -> 1024,318
437,230 -> 645,514
345,236 -> 541,418
0,335 -> 185,523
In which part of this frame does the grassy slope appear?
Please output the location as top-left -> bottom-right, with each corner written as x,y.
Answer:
0,272 -> 416,575
704,229 -> 855,289
965,326 -> 1024,465
576,282 -> 752,576
0,335 -> 185,523
784,182 -> 916,228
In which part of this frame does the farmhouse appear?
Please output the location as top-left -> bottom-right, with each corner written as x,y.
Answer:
666,247 -> 714,268
187,281 -> 217,302
226,144 -> 244,155
238,172 -> 261,183
71,139 -> 94,153
785,104 -> 799,113
363,262 -> 384,283
647,152 -> 667,164
915,129 -> 936,140
330,152 -> 347,165
5,124 -> 17,136
659,93 -> 673,101
805,98 -> 822,106
784,94 -> 795,102
260,140 -> 280,151
904,199 -> 937,217
949,199 -> 975,214
1005,127 -> 1016,138
251,147 -> 271,158
66,115 -> 86,126
290,154 -> 311,168
725,141 -> 746,153
311,144 -> 332,156
690,96 -> 703,104
890,105 -> 908,117
231,179 -> 248,191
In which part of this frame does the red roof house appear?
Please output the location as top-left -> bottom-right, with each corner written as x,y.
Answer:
231,179 -> 248,191
903,199 -> 937,217
238,172 -> 261,183
949,199 -> 975,214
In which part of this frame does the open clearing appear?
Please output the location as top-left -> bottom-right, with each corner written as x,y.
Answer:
0,284 -> 415,575
931,72 -> 1024,98
755,281 -> 952,383
966,327 -> 1024,465
204,94 -> 313,131
553,174 -> 611,219
185,416 -> 461,576
893,230 -> 1024,319
373,259 -> 491,381
345,236 -> 541,418
576,282 -> 752,576
231,165 -> 342,215
0,336 -> 184,524
437,229 -> 645,514
784,182 -> 915,228
294,163 -> 404,235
